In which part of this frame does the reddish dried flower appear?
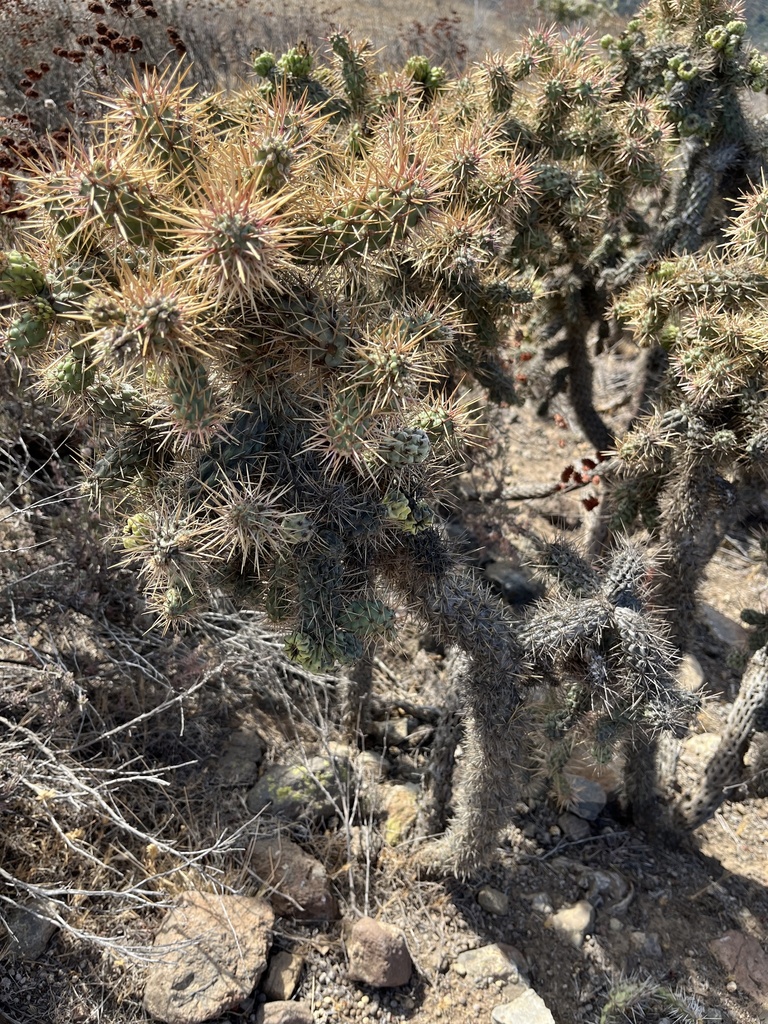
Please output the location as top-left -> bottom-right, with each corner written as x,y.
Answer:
52,46 -> 67,56
95,21 -> 110,34
106,27 -> 120,39
39,62 -> 50,72
581,457 -> 597,471
129,36 -> 143,51
561,465 -> 574,483
76,34 -> 94,45
92,43 -> 105,55
582,496 -> 599,512
88,1 -> 106,12
97,35 -> 111,46
110,36 -> 131,53
144,8 -> 158,17
24,88 -> 40,98
51,129 -> 70,144
18,79 -> 32,90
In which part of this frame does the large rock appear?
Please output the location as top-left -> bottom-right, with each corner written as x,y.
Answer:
346,917 -> 413,987
382,784 -> 419,846
246,757 -> 349,822
564,773 -> 607,821
143,892 -> 274,1024
217,727 -> 266,787
710,930 -> 768,1010
550,900 -> 594,949
477,886 -> 509,916
255,1002 -> 313,1024
250,837 -> 339,921
492,989 -> 555,1024
453,944 -> 526,987
3,899 -> 58,959
262,951 -> 304,1001
700,603 -> 750,649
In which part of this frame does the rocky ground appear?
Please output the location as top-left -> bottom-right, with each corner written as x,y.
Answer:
0,341 -> 767,1024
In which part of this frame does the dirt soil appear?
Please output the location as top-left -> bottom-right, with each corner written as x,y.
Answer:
0,342 -> 767,1024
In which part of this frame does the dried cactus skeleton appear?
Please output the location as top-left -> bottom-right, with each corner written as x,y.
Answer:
2,1 -> 768,871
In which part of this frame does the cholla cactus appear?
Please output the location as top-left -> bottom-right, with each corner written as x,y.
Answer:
0,23 -> 744,871
521,537 -> 696,817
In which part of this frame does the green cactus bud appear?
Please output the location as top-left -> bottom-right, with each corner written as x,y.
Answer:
337,598 -> 396,639
726,20 -> 747,37
705,25 -> 729,51
404,55 -> 432,84
675,60 -> 699,82
0,251 -> 47,299
161,581 -> 196,623
325,628 -> 363,665
249,134 -> 295,193
122,512 -> 153,551
6,296 -> 55,353
383,489 -> 413,524
53,348 -> 97,394
281,513 -> 314,545
252,51 -> 276,77
283,630 -> 331,672
277,45 -> 313,78
380,427 -> 431,467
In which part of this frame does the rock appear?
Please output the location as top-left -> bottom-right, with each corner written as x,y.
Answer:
630,931 -> 663,958
582,869 -> 630,910
250,837 -> 339,922
382,783 -> 419,846
262,951 -> 304,1001
483,561 -> 540,605
530,893 -> 554,916
678,653 -> 705,693
143,892 -> 274,1024
477,886 -> 509,916
710,930 -> 768,1009
492,989 -> 556,1024
550,900 -> 594,949
255,1001 -> 313,1024
3,899 -> 58,959
701,603 -> 750,649
453,943 -> 527,986
367,717 -> 413,748
558,812 -> 591,842
217,727 -> 266,787
345,917 -> 413,988
564,773 -> 607,821
357,749 -> 389,782
246,756 -> 349,822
